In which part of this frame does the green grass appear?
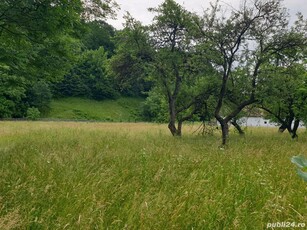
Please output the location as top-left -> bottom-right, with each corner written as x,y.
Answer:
45,97 -> 144,121
0,122 -> 306,229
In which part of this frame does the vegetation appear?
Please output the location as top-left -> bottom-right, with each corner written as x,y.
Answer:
45,97 -> 144,122
291,155 -> 307,182
108,0 -> 307,144
0,122 -> 306,229
1,0 -> 306,145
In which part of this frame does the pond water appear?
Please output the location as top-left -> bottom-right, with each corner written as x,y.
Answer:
238,117 -> 278,127
238,117 -> 304,128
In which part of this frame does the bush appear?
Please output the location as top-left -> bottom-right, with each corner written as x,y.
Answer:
141,89 -> 168,122
26,107 -> 41,120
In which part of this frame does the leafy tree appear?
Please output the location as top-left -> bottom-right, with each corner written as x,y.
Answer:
55,47 -> 119,100
141,87 -> 169,122
197,0 -> 298,145
107,14 -> 153,97
255,14 -> 307,138
81,20 -> 116,53
260,64 -> 306,138
147,0 -> 217,136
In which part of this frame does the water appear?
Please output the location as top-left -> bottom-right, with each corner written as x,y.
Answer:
238,117 -> 278,127
238,117 -> 304,128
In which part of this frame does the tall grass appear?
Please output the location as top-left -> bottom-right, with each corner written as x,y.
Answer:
0,122 -> 306,229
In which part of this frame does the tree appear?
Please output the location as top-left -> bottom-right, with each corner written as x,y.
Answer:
260,64 -> 306,139
258,23 -> 307,139
148,0 -> 216,136
197,0 -> 295,145
55,47 -> 120,100
81,20 -> 116,53
107,14 -> 153,97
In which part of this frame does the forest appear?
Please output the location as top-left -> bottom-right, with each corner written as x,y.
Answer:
1,0 -> 306,145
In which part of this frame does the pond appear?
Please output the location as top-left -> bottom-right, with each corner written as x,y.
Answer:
238,117 -> 304,128
238,117 -> 278,127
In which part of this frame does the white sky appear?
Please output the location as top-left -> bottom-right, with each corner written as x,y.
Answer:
107,0 -> 307,29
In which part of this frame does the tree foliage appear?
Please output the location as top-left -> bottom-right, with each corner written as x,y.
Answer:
195,0 -> 303,145
107,14 -> 153,97
0,0 -> 119,118
55,47 -> 119,100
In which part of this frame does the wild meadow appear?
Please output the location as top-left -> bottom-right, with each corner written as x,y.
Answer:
0,121 -> 306,229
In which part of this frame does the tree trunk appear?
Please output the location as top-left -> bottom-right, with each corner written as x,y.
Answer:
231,119 -> 244,135
221,121 -> 229,145
168,98 -> 181,136
278,123 -> 287,133
168,122 -> 182,136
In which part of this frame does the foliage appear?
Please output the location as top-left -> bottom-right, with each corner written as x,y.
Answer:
26,107 -> 41,121
196,0 -> 302,145
141,88 -> 169,122
55,47 -> 120,100
0,0 -> 119,118
291,155 -> 307,182
0,0 -> 83,77
81,0 -> 119,21
257,20 -> 307,138
0,73 -> 26,118
81,20 -> 116,53
147,0 -> 215,136
108,14 -> 153,97
26,81 -> 52,114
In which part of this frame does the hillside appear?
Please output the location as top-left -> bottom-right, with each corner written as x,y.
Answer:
44,97 -> 144,122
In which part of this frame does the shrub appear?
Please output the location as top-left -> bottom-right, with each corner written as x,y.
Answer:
26,107 -> 41,120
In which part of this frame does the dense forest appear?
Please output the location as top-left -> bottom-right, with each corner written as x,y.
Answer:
0,0 -> 306,144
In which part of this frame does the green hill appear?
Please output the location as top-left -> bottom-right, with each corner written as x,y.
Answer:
44,97 -> 144,122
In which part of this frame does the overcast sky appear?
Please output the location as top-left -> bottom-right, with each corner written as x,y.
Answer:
107,0 -> 307,29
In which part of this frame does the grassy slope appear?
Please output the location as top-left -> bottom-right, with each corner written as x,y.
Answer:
45,97 -> 144,121
0,122 -> 306,229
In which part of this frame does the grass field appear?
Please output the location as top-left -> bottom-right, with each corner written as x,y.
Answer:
0,121 -> 306,229
45,97 -> 144,121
